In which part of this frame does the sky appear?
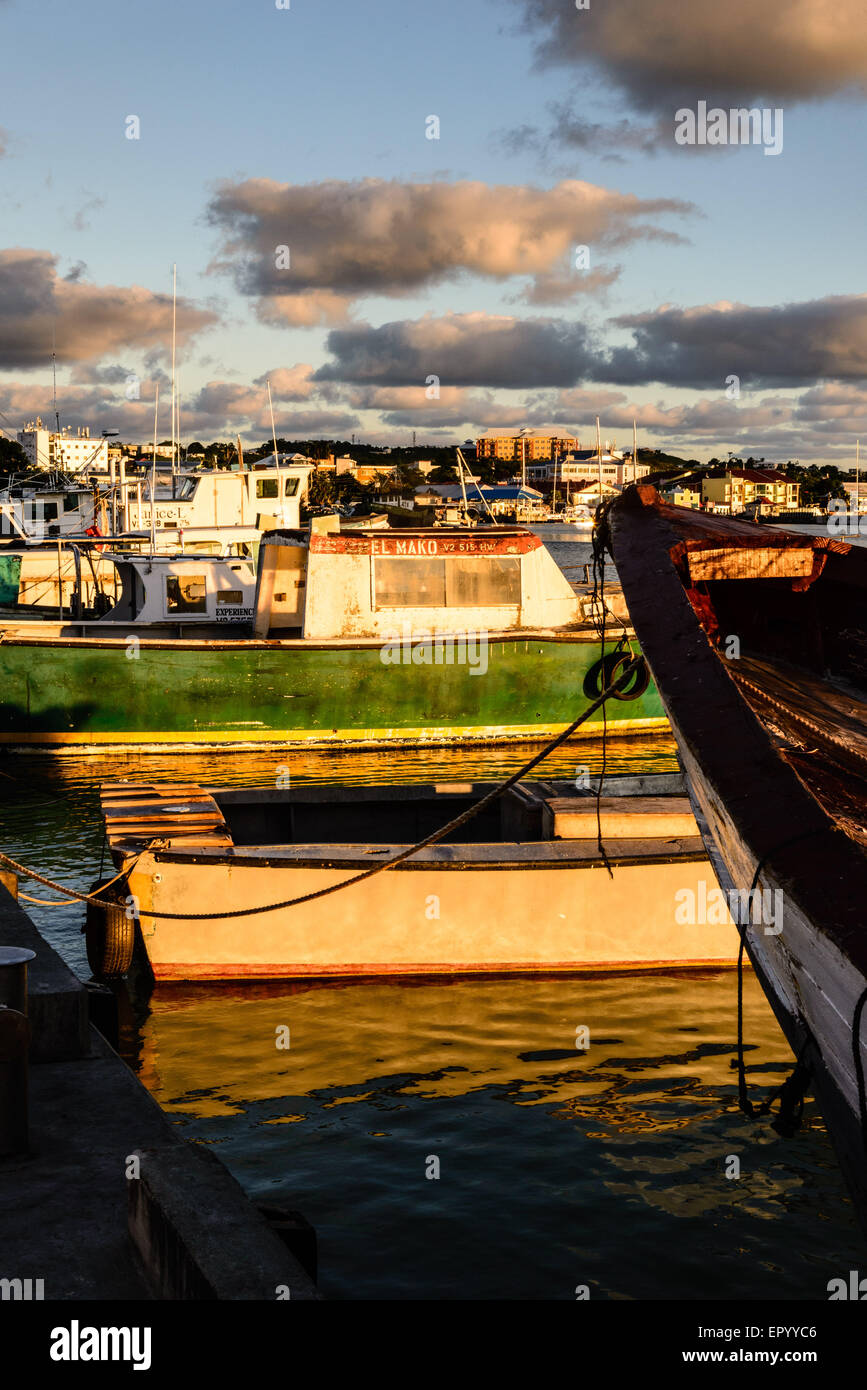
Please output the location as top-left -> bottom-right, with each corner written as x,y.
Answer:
1,0 -> 867,464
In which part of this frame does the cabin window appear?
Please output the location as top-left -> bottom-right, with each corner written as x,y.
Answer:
165,573 -> 207,614
63,493 -> 81,512
216,590 -> 244,606
446,557 -> 520,606
285,478 -> 300,496
373,556 -> 521,608
256,478 -> 279,499
374,557 -> 447,608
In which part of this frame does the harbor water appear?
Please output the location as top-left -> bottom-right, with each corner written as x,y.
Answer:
0,535 -> 861,1299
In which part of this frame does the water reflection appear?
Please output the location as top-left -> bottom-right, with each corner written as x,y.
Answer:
115,969 -> 860,1300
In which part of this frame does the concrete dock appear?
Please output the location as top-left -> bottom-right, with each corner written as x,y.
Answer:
0,876 -> 320,1300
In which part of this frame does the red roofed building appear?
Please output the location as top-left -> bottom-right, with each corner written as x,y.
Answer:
701,467 -> 800,514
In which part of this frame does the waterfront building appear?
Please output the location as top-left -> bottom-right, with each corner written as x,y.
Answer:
527,450 -> 648,489
17,421 -> 108,474
476,427 -> 580,463
701,467 -> 800,513
415,483 -> 544,516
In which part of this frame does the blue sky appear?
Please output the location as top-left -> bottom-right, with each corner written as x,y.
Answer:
1,0 -> 866,462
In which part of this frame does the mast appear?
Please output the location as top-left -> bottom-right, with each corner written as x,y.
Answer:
170,264 -> 177,498
633,417 -> 638,482
150,384 -> 159,553
457,447 -> 497,524
856,438 -> 861,525
267,379 -> 284,521
596,416 -> 602,504
458,448 -> 469,522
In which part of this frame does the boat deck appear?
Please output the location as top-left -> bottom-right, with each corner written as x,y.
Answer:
725,654 -> 867,849
101,778 -> 705,867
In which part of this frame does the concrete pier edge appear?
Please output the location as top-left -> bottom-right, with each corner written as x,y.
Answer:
0,875 -> 320,1300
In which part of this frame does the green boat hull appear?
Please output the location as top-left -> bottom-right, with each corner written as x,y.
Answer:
0,635 -> 667,751
0,556 -> 21,607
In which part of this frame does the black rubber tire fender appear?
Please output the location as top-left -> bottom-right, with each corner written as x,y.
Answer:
84,878 -> 136,980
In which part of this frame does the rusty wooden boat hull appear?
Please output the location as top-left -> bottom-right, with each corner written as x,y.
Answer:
605,485 -> 867,1230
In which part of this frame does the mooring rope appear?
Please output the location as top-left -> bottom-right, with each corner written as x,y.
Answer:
0,656 -> 644,921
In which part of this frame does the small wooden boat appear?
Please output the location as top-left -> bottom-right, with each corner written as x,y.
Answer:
604,484 -> 867,1227
91,772 -> 738,982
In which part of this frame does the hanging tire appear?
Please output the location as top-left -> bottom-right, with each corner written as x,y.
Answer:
602,652 -> 650,701
583,652 -> 650,702
85,878 -> 136,980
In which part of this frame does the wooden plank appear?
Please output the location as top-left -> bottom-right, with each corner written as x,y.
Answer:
687,546 -> 814,582
543,795 -> 697,840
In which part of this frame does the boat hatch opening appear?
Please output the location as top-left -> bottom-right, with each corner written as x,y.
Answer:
210,786 -> 697,849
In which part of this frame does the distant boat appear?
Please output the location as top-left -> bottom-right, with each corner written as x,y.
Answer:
605,483 -> 867,1229
89,771 -> 737,981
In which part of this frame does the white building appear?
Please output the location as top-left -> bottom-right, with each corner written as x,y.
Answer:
526,450 -> 648,487
18,420 -> 108,474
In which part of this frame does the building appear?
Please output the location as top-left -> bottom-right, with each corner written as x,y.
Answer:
568,479 -> 621,508
415,483 -> 544,516
476,427 -> 580,464
701,467 -> 800,514
661,482 -> 702,509
843,482 -> 867,513
526,449 -> 648,489
17,421 -> 108,474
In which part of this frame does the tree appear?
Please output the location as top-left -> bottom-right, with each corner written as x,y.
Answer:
306,470 -> 336,508
0,438 -> 29,477
428,463 -> 458,484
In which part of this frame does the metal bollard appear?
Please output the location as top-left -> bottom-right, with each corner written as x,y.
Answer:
0,948 -> 35,1157
0,946 -> 35,1015
0,1007 -> 30,1156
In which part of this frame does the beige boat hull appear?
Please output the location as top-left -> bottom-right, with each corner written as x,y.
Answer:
125,849 -> 739,981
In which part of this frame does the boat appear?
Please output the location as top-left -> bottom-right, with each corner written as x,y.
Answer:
89,771 -> 737,981
603,482 -> 867,1227
0,456 -> 314,544
0,525 -> 667,751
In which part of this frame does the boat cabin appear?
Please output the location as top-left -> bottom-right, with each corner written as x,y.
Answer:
101,553 -> 257,626
253,527 -> 585,637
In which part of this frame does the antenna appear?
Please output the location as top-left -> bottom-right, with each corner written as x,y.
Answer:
52,323 -> 60,433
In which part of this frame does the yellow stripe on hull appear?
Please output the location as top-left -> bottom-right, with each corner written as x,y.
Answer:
0,716 -> 670,752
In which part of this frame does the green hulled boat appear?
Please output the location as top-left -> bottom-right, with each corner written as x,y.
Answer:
0,527 -> 666,752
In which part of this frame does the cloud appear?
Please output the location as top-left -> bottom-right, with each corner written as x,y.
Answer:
314,313 -> 598,390
498,105 -> 669,166
0,373 -> 358,444
514,0 -> 867,110
70,193 -> 106,233
603,295 -> 867,388
251,364 -> 316,400
313,294 -> 867,398
206,176 -> 693,322
0,250 -> 218,370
